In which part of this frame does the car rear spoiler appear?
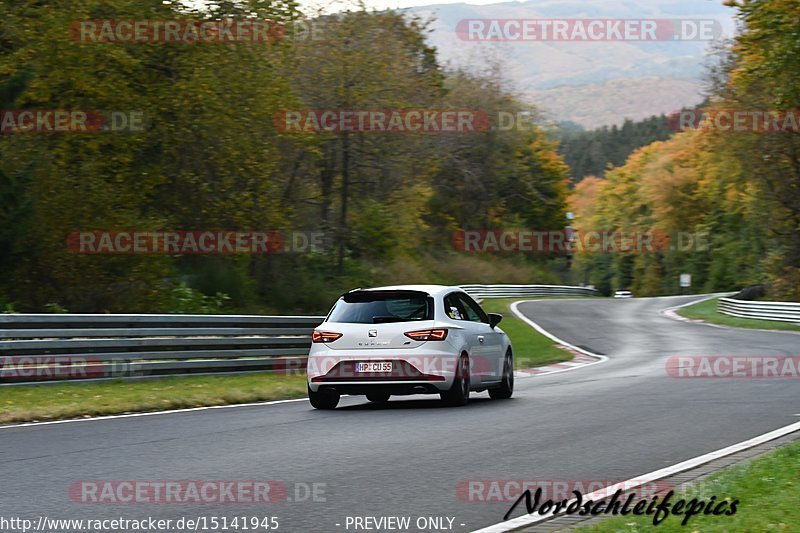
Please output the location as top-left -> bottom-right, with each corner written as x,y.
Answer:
341,290 -> 431,303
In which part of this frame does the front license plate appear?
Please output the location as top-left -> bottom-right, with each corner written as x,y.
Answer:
355,362 -> 393,373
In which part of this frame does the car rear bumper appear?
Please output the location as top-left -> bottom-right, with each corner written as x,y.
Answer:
315,383 -> 445,396
306,348 -> 458,393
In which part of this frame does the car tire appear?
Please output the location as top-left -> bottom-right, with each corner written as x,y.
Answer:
308,386 -> 340,410
441,354 -> 470,406
489,350 -> 514,400
366,392 -> 390,403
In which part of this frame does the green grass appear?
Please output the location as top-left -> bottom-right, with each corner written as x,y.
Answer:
678,298 -> 800,332
0,373 -> 309,425
580,438 -> 800,532
480,298 -> 574,368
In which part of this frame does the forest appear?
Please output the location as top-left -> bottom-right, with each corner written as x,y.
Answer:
555,115 -> 674,181
1,0 -> 797,314
569,0 -> 800,300
0,0 -> 569,313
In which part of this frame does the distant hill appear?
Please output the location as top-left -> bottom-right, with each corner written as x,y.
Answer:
529,78 -> 703,128
407,0 -> 736,128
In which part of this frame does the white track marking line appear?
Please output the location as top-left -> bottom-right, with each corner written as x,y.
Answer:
473,420 -> 800,532
475,296 -> 800,532
510,300 -> 609,368
662,293 -> 800,335
0,398 -> 308,430
0,293 -> 728,430
1,301 -> 603,429
0,296 -> 708,430
661,293 -> 729,325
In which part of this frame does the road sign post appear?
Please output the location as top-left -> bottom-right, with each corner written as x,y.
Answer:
680,273 -> 692,294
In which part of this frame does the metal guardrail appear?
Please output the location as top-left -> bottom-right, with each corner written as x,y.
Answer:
460,284 -> 598,299
0,285 -> 596,384
0,313 -> 324,384
718,297 -> 800,323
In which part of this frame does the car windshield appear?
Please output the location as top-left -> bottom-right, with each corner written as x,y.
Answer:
327,292 -> 434,324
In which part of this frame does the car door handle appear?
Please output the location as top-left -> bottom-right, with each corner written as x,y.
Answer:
477,336 -> 485,343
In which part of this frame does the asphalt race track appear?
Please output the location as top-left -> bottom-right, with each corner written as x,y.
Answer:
1,295 -> 798,532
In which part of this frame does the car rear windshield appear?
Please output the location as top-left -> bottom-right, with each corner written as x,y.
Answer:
327,291 -> 434,324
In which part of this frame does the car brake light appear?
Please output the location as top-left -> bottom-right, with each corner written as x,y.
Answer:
404,328 -> 448,341
312,331 -> 343,343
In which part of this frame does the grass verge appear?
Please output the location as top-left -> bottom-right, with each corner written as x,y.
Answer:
480,298 -> 574,368
0,373 -> 308,425
677,298 -> 800,332
580,438 -> 800,532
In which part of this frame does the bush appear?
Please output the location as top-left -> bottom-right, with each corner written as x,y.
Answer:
164,283 -> 230,314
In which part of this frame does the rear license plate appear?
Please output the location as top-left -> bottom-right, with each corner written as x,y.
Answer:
354,362 -> 393,373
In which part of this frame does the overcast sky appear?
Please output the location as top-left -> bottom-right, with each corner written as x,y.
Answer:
298,0 -> 528,15
190,0 -> 729,18
297,0 -> 729,15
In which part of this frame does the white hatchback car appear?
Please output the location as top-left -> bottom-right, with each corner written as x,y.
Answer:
306,285 -> 514,409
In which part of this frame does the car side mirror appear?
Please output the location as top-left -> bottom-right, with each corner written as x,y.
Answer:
488,313 -> 503,329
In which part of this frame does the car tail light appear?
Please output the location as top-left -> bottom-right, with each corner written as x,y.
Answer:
312,330 -> 343,343
404,328 -> 448,341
